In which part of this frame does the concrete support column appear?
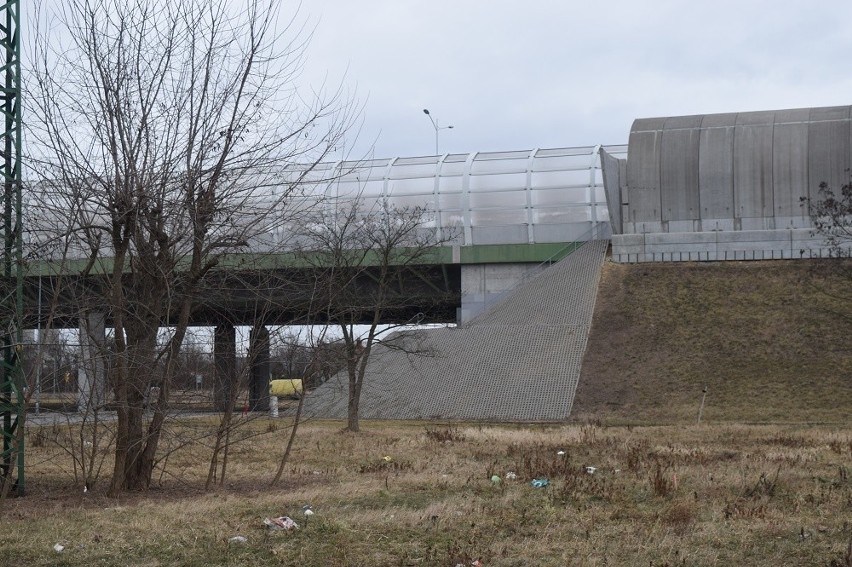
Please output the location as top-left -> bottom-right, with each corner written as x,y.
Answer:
214,323 -> 236,412
249,325 -> 270,411
78,311 -> 106,413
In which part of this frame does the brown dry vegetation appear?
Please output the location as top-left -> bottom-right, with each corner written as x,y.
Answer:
1,419 -> 850,566
574,259 -> 852,424
3,259 -> 851,565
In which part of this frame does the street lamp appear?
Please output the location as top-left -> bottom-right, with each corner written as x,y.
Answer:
423,109 -> 453,155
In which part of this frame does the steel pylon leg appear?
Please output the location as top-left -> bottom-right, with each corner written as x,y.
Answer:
0,0 -> 24,497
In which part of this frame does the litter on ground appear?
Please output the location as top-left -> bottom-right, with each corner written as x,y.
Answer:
263,516 -> 299,530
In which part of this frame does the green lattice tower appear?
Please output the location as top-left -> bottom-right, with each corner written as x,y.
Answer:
0,0 -> 23,496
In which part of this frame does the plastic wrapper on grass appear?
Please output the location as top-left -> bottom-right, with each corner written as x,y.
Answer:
264,516 -> 299,531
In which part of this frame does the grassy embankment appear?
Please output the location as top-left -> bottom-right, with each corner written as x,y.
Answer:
575,260 -> 852,424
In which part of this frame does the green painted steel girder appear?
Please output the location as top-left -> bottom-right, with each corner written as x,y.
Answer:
0,0 -> 23,496
26,242 -> 584,276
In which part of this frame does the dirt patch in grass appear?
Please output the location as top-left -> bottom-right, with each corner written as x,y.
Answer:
573,259 -> 852,424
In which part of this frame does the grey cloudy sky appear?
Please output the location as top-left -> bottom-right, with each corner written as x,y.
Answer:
296,0 -> 852,160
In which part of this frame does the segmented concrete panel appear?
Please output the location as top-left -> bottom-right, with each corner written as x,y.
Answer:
807,106 -> 850,200
622,105 -> 852,233
626,117 -> 665,224
734,112 -> 774,219
772,109 -> 809,219
302,240 -> 608,421
698,113 -> 736,220
660,115 -> 702,221
613,105 -> 852,262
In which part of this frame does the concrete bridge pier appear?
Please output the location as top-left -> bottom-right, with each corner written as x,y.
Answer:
78,311 -> 106,413
248,325 -> 270,412
214,323 -> 236,412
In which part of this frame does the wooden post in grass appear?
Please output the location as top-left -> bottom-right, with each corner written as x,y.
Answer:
697,386 -> 707,424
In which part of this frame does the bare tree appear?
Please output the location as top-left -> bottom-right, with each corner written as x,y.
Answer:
296,199 -> 456,432
270,331 -> 346,388
800,181 -> 852,324
26,0 -> 355,494
802,181 -> 852,257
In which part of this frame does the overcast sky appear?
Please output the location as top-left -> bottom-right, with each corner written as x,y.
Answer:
294,0 -> 852,160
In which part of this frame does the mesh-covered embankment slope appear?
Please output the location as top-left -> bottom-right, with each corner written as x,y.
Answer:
302,239 -> 608,421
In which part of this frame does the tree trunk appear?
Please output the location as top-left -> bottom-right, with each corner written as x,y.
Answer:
347,393 -> 360,432
123,399 -> 149,490
346,370 -> 361,432
271,385 -> 306,485
110,331 -> 161,492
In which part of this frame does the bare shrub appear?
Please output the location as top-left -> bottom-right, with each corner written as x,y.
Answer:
743,466 -> 782,499
828,538 -> 852,567
425,425 -> 466,444
662,500 -> 697,533
626,439 -> 649,474
551,469 -> 619,505
513,444 -> 573,480
651,459 -> 674,497
769,433 -> 812,448
723,500 -> 768,520
358,458 -> 413,474
580,424 -> 600,445
29,427 -> 49,449
724,466 -> 784,520
829,439 -> 852,456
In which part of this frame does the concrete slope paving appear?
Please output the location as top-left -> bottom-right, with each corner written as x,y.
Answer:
302,239 -> 608,421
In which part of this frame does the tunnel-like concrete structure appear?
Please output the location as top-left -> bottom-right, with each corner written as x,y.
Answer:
608,105 -> 852,262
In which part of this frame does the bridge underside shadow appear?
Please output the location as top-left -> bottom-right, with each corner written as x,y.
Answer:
301,240 -> 608,421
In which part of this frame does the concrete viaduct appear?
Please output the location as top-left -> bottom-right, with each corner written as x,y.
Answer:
22,103 -> 849,419
22,144 -> 624,413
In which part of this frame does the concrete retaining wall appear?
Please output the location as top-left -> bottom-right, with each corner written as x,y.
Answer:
459,263 -> 547,323
612,229 -> 849,263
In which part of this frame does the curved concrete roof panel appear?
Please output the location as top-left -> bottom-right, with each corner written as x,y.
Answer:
735,109 -> 777,126
700,112 -> 738,129
698,120 -> 735,220
774,108 -> 810,123
629,116 -> 668,133
807,107 -> 851,199
662,114 -> 703,130
809,106 -> 850,122
773,111 -> 809,217
623,105 -> 852,233
660,120 -> 700,221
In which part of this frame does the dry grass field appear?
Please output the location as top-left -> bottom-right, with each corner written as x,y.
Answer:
3,260 -> 850,565
1,418 -> 850,566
